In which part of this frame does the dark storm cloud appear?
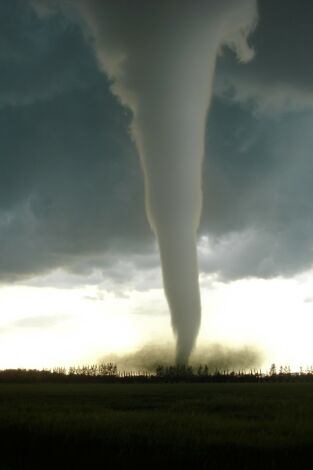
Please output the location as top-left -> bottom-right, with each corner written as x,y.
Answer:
0,1 -> 98,107
1,0 -> 313,284
215,0 -> 313,113
197,0 -> 313,279
0,1 -> 153,282
0,83 -> 151,280
199,101 -> 313,279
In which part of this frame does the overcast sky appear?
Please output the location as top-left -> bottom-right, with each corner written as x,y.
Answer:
1,1 -> 313,369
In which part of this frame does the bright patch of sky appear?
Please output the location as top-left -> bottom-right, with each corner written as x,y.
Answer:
1,266 -> 313,371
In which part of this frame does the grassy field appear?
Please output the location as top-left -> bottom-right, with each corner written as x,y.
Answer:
1,382 -> 313,469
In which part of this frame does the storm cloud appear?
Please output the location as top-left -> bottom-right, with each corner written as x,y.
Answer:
1,0 -> 313,285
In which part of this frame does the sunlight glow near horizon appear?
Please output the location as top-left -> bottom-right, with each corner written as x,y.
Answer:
0,269 -> 313,371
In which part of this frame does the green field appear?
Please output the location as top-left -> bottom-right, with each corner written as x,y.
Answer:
1,382 -> 313,469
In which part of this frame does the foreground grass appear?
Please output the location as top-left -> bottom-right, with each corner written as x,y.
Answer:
1,383 -> 313,469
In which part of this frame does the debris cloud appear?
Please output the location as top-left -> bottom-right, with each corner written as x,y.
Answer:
101,342 -> 263,373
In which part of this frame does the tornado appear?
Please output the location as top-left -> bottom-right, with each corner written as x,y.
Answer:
42,0 -> 258,364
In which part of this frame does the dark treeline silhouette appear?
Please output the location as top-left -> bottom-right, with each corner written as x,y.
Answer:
0,363 -> 118,383
1,363 -> 313,383
154,364 -> 313,383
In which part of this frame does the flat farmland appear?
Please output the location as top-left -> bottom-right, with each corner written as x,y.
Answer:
1,382 -> 313,469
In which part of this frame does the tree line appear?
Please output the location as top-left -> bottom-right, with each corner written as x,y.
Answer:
1,363 -> 313,383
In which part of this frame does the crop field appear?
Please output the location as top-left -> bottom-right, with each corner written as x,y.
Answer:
1,382 -> 313,469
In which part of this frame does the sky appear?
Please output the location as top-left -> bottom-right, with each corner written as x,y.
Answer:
1,0 -> 313,371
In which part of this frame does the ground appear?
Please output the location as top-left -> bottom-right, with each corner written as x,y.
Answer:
1,382 -> 313,469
